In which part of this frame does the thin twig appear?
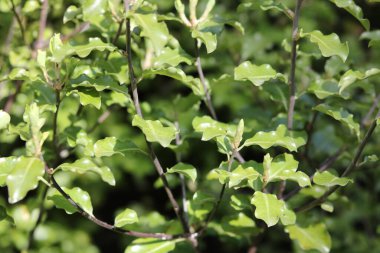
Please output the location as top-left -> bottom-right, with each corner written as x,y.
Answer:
33,0 -> 49,55
123,0 -> 188,232
3,80 -> 22,113
361,93 -> 380,128
194,40 -> 217,120
9,0 -> 26,44
295,108 -> 380,212
287,0 -> 304,130
52,90 -> 61,151
105,20 -> 124,60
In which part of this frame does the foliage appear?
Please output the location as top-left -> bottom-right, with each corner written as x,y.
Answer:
1,0 -> 380,252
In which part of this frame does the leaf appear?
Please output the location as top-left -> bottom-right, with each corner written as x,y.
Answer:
338,68 -> 380,94
94,137 -> 145,158
286,223 -> 332,253
216,162 -> 261,188
114,208 -> 139,227
262,154 -> 311,187
133,13 -> 170,53
280,205 -> 296,226
313,104 -> 360,139
70,74 -> 129,94
244,124 -> 306,152
301,30 -> 349,62
57,158 -> 115,186
192,116 -> 235,141
6,157 -> 45,204
132,115 -> 176,148
234,61 -> 286,86
313,171 -> 353,187
48,187 -> 93,215
63,5 -> 81,24
250,191 -> 283,227
81,0 -> 107,24
167,163 -> 197,182
330,0 -> 370,30
360,30 -> 380,47
152,47 -> 192,68
74,37 -> 116,58
192,29 -> 217,54
68,88 -> 101,109
308,79 -> 349,99
124,238 -> 176,253
0,110 -> 10,130
0,157 -> 16,186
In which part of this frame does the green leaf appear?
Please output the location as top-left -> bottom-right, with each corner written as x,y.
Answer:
63,5 -> 81,24
124,238 -> 176,253
338,68 -> 380,94
132,115 -> 176,148
0,110 -> 10,130
313,104 -> 360,139
286,223 -> 332,253
244,124 -> 306,152
6,157 -> 45,204
250,191 -> 283,227
57,158 -> 115,186
0,157 -> 16,186
68,88 -> 101,109
262,154 -> 311,187
360,30 -> 380,47
233,119 -> 244,148
308,79 -> 349,99
192,29 -> 217,54
94,137 -> 145,158
301,30 -> 349,62
133,13 -> 170,53
330,0 -> 370,30
81,0 -> 107,24
280,205 -> 296,226
48,187 -> 93,215
167,163 -> 197,182
313,171 -> 353,187
152,47 -> 192,68
70,74 -> 129,94
189,191 -> 214,221
74,37 -> 116,58
216,162 -> 260,188
114,208 -> 139,227
192,116 -> 235,141
234,61 -> 286,86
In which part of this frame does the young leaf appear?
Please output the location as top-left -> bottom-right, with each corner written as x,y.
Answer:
234,61 -> 286,86
301,30 -> 349,62
338,68 -> 380,94
167,163 -> 197,182
48,187 -> 93,215
313,171 -> 353,187
0,110 -> 10,130
152,47 -> 192,68
313,104 -> 360,139
244,124 -> 306,152
286,223 -> 332,253
330,0 -> 370,30
114,208 -> 139,227
132,115 -> 176,148
192,116 -> 235,141
124,238 -> 176,253
57,158 -> 115,186
94,137 -> 145,158
6,157 -> 45,204
251,191 -> 283,227
67,88 -> 101,109
0,157 -> 15,186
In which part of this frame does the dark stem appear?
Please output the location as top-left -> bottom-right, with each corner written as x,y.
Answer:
123,0 -> 188,232
3,80 -> 22,113
33,0 -> 49,54
287,0 -> 304,130
194,40 -> 217,120
295,109 -> 380,212
361,93 -> 380,128
105,20 -> 124,60
9,0 -> 26,44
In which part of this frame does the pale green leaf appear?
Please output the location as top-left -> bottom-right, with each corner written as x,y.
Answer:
115,208 -> 139,227
124,238 -> 176,253
360,30 -> 380,47
192,116 -> 235,141
192,29 -> 217,54
63,5 -> 81,24
68,88 -> 101,109
57,158 -> 115,186
94,137 -> 145,158
313,171 -> 353,187
82,0 -> 107,24
167,163 -> 197,182
74,37 -> 116,58
234,61 -> 286,86
313,104 -> 360,138
301,30 -> 349,62
0,157 -> 16,186
330,0 -> 370,30
0,110 -> 10,130
152,47 -> 192,68
280,205 -> 296,225
70,74 -> 129,95
244,124 -> 306,152
286,223 -> 332,253
251,191 -> 283,227
48,187 -> 93,215
338,68 -> 380,93
133,13 -> 170,53
132,115 -> 176,147
216,162 -> 260,188
6,157 -> 44,204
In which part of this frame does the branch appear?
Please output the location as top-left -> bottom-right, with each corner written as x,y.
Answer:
3,80 -> 22,113
361,93 -> 380,128
33,0 -> 49,55
295,108 -> 380,213
123,0 -> 189,232
194,40 -> 217,120
9,0 -> 26,44
287,0 -> 304,130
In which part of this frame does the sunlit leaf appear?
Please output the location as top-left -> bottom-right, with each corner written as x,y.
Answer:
0,110 -> 10,130
192,116 -> 235,141
115,208 -> 139,227
234,61 -> 286,86
330,0 -> 370,30
94,137 -> 145,158
167,163 -> 197,182
338,68 -> 380,94
313,171 -> 352,187
124,238 -> 176,253
251,191 -> 283,227
48,187 -> 93,215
